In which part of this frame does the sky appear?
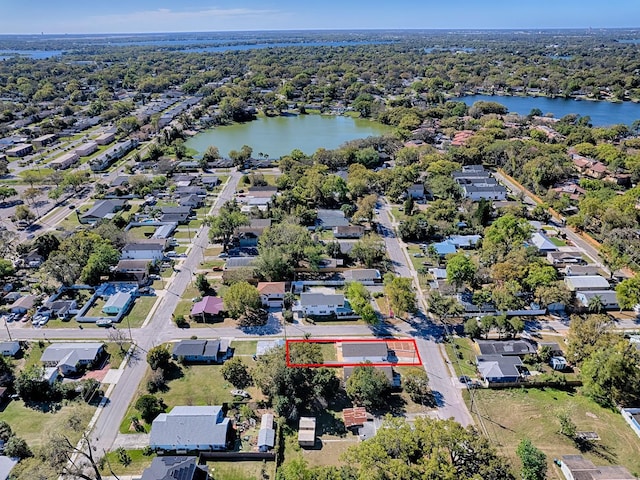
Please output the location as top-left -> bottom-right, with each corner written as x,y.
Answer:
1,1 -> 640,34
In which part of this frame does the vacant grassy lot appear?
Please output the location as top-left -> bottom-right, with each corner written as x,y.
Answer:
465,388 -> 640,478
127,225 -> 156,240
104,342 -> 131,369
207,460 -> 275,480
231,341 -> 258,356
0,402 -> 95,447
101,449 -> 155,476
120,296 -> 158,328
443,336 -> 478,378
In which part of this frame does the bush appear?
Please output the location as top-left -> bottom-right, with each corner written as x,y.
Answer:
283,309 -> 294,323
135,394 -> 166,423
146,369 -> 167,393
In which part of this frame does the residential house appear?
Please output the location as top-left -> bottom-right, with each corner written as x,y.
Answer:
41,342 -> 105,376
447,235 -> 482,249
430,240 -> 457,257
407,183 -> 425,199
298,417 -> 316,447
564,275 -> 610,292
342,269 -> 381,283
559,455 -> 635,480
575,290 -> 619,310
530,232 -> 558,253
341,342 -> 388,364
586,161 -> 608,179
333,225 -> 365,239
121,242 -> 165,262
79,199 -> 127,224
546,251 -> 586,267
258,413 -> 275,452
342,407 -> 368,431
295,292 -> 346,317
113,259 -> 150,285
190,296 -> 225,320
102,291 -> 133,315
237,219 -> 271,247
152,224 -> 177,240
179,194 -> 204,208
90,139 -> 138,171
40,299 -> 77,319
476,340 -> 537,356
171,339 -> 229,364
462,184 -> 507,201
94,132 -> 115,145
257,282 -> 286,308
141,456 -> 209,480
150,405 -> 232,452
316,209 -> 349,229
476,355 -> 523,383
21,249 -> 44,268
562,265 -> 602,276
0,342 -> 20,357
201,176 -> 220,189
10,295 -> 36,314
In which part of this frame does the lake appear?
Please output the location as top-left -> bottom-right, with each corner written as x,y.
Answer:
185,115 -> 392,159
0,49 -> 64,59
458,94 -> 640,126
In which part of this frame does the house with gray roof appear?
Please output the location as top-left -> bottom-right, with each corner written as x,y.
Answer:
341,342 -> 388,364
41,342 -> 105,376
530,232 -> 557,253
295,292 -> 346,317
0,342 -> 20,357
258,413 -> 275,452
141,456 -> 209,480
171,339 -> 229,364
316,209 -> 349,228
576,290 -> 619,310
122,242 -> 165,262
564,275 -> 610,292
342,269 -> 381,282
476,340 -> 537,357
150,405 -> 232,453
477,355 -> 523,383
79,199 -> 127,224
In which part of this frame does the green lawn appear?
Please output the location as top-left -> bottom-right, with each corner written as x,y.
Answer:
443,336 -> 478,378
207,460 -> 275,480
175,246 -> 188,254
0,402 -> 95,447
127,225 -> 156,240
119,364 -> 255,433
86,298 -> 107,317
22,341 -> 46,369
231,341 -> 258,356
120,296 -> 158,328
390,207 -> 407,222
101,449 -> 155,476
465,388 -> 640,478
104,342 -> 132,369
549,237 -> 567,247
173,300 -> 193,321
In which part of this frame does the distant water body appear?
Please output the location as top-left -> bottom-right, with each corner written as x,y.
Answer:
458,94 -> 640,126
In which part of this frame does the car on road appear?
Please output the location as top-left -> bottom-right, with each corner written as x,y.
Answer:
68,204 -> 75,209
26,234 -> 34,240
218,253 -> 228,258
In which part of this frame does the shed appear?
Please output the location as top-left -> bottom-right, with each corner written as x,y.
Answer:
298,417 -> 316,447
343,407 -> 368,429
550,356 -> 567,371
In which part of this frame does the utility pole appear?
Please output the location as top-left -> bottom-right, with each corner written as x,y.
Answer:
4,317 -> 12,341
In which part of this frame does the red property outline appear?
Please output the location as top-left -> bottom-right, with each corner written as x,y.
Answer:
285,338 -> 423,368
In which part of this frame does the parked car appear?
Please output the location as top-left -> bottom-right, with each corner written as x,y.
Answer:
96,319 -> 112,327
230,390 -> 250,398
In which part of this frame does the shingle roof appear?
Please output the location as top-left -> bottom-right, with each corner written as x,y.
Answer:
103,291 -> 131,310
564,275 -> 610,291
41,343 -> 103,364
342,342 -> 388,359
150,406 -> 229,449
81,199 -> 125,220
141,456 -> 208,480
190,297 -> 224,316
477,355 -> 522,380
257,282 -> 286,295
300,293 -> 344,307
477,340 -> 537,356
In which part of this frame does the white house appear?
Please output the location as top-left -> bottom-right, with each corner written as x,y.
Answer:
121,242 -> 165,262
257,282 -> 286,308
40,343 -> 105,376
150,406 -> 231,452
295,292 -> 345,317
575,290 -> 619,310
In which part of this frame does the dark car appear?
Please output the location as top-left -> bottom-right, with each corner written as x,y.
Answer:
459,375 -> 471,384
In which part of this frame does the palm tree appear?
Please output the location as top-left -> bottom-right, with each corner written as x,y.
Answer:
587,295 -> 604,314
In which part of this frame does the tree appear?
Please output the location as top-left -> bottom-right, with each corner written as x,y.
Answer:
135,394 -> 166,423
350,234 -> 386,268
255,248 -> 293,281
15,365 -> 50,401
384,275 -> 417,317
516,439 -> 547,480
146,345 -> 171,371
482,214 -> 533,264
0,421 -> 12,442
464,318 -> 481,338
587,294 -> 604,314
344,282 -> 377,324
556,409 -> 577,438
223,281 -> 261,318
446,253 -> 477,290
566,314 -> 614,364
206,201 -> 249,251
14,204 -> 35,224
342,416 -> 514,480
345,363 -> 390,409
203,145 -> 221,163
80,242 -> 120,285
428,291 -> 464,324
34,233 -> 60,260
0,259 -> 15,280
4,436 -> 32,459
581,339 -> 640,408
0,186 -> 17,203
220,357 -> 252,389
353,194 -> 377,224
402,368 -> 431,404
195,273 -> 211,296
259,220 -> 322,268
115,447 -> 132,467
616,275 -> 640,310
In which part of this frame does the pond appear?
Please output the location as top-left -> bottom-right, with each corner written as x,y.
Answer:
457,94 -> 640,126
185,114 -> 392,159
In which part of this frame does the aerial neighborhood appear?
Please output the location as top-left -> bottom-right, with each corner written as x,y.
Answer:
1,24 -> 640,480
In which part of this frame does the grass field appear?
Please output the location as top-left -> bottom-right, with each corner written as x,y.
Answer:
101,449 -> 155,476
86,298 -> 107,317
465,388 -> 640,478
127,225 -> 156,240
119,363 -> 265,434
443,336 -> 478,378
231,341 -> 258,356
120,296 -> 158,328
207,460 -> 275,480
0,402 -> 95,447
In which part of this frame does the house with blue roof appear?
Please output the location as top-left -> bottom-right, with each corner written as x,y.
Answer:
430,240 -> 457,257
